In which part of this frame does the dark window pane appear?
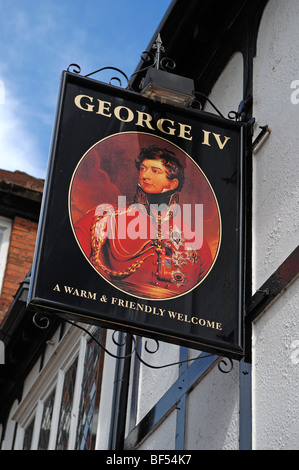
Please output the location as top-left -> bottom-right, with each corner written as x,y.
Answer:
56,358 -> 78,450
38,389 -> 56,450
76,329 -> 103,450
23,417 -> 35,450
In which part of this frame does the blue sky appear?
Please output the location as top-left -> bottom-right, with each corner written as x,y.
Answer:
0,0 -> 172,179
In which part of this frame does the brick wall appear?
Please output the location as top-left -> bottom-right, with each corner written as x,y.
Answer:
0,216 -> 38,322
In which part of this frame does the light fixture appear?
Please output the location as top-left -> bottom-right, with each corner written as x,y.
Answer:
139,34 -> 195,108
140,67 -> 195,107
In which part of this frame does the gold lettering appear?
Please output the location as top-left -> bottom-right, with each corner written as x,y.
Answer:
178,123 -> 192,141
74,94 -> 94,111
73,94 -> 235,148
96,99 -> 112,117
156,118 -> 176,136
213,133 -> 230,150
62,285 -> 96,300
87,291 -> 97,300
114,106 -> 134,122
64,286 -> 74,294
202,129 -> 211,146
135,111 -> 155,130
168,311 -> 177,318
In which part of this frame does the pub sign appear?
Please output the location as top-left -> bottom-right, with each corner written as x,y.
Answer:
28,71 -> 246,359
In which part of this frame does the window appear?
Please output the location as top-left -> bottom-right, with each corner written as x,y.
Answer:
38,389 -> 56,450
0,216 -> 12,294
75,329 -> 103,450
9,325 -> 106,450
22,417 -> 35,450
56,358 -> 78,450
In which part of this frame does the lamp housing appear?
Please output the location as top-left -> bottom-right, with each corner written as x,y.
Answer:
140,68 -> 195,107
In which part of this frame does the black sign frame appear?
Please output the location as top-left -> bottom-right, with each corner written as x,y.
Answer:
28,71 -> 246,360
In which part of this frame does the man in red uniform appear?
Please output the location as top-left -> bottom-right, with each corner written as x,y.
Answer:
74,145 -> 212,299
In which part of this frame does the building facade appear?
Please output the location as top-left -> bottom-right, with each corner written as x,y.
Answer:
0,0 -> 298,450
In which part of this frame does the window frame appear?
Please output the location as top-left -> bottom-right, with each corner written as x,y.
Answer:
0,216 -> 12,294
11,324 -> 107,450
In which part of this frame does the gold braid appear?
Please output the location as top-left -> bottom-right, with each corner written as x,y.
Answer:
90,212 -> 153,279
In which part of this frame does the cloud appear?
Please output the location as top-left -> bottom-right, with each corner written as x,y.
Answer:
0,79 -> 46,178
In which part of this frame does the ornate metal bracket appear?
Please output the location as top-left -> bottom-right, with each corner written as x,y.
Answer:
67,63 -> 129,88
32,313 -> 233,373
67,34 -> 176,92
130,34 -> 176,83
67,34 -> 235,121
192,91 -> 226,118
32,312 -> 50,329
228,95 -> 253,122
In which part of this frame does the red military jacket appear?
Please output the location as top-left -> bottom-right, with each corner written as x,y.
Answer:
74,191 -> 213,300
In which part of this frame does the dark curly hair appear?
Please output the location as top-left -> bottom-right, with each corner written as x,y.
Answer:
135,145 -> 185,191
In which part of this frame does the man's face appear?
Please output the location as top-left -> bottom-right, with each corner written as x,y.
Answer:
138,158 -> 179,194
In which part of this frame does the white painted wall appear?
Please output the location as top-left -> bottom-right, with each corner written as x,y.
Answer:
136,340 -> 180,423
204,51 -> 244,118
252,278 -> 299,449
185,361 -> 239,450
252,0 -> 299,450
252,0 -> 299,291
137,408 -> 177,450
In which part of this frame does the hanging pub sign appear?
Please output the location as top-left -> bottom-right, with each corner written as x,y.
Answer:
28,70 -> 246,359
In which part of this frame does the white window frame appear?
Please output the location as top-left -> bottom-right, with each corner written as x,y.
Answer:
12,324 -> 87,450
0,216 -> 12,294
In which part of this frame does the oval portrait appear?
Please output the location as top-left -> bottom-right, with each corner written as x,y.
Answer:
69,132 -> 221,300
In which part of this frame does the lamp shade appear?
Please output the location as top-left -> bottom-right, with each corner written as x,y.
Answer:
140,68 -> 195,107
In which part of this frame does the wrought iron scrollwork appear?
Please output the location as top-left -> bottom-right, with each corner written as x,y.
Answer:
66,35 -> 231,123
192,91 -> 226,118
129,34 -> 177,88
67,63 -> 129,88
228,94 -> 254,122
85,66 -> 129,87
218,357 -> 234,373
32,312 -> 50,329
33,313 -> 233,373
67,63 -> 81,74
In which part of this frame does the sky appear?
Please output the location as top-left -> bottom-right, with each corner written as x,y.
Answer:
0,0 -> 172,179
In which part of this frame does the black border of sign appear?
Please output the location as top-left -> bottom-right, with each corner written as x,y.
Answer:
28,71 -> 246,360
